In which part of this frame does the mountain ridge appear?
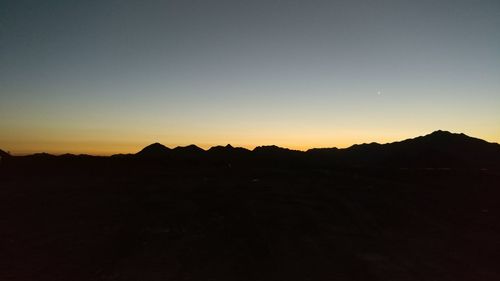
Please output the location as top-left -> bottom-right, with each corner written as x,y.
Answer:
133,130 -> 500,168
137,142 -> 171,157
3,131 -> 500,168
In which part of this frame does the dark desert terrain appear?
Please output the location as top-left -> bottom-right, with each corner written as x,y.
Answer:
1,131 -> 500,281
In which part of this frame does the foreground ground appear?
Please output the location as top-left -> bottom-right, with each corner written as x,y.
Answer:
1,159 -> 499,281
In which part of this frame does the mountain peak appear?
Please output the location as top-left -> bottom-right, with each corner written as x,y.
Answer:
175,144 -> 202,149
432,129 -> 450,134
420,130 -> 481,144
428,130 -> 455,137
208,144 -> 234,151
173,144 -> 205,153
253,145 -> 288,152
426,130 -> 475,139
150,142 -> 165,147
137,142 -> 171,156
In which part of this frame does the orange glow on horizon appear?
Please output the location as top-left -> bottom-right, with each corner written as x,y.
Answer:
2,128 -> 499,156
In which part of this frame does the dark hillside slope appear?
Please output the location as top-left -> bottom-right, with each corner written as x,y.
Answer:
0,149 -> 10,158
307,131 -> 500,168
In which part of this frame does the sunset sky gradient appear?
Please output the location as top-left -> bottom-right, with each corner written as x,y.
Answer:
1,0 -> 499,155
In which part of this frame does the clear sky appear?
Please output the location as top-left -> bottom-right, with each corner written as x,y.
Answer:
1,0 -> 499,155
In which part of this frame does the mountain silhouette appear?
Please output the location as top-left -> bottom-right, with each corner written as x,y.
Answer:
340,130 -> 500,168
317,130 -> 500,168
173,144 -> 205,154
137,142 -> 171,157
253,145 -> 295,153
8,130 -> 500,169
208,144 -> 251,157
28,152 -> 57,158
0,149 -> 10,159
302,131 -> 500,168
208,144 -> 246,152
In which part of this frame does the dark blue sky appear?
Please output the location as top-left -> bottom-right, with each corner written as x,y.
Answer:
1,0 -> 499,154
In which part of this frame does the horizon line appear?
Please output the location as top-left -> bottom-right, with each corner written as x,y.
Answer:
3,130 -> 499,157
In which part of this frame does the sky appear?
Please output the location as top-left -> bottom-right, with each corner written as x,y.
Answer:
1,0 -> 499,155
